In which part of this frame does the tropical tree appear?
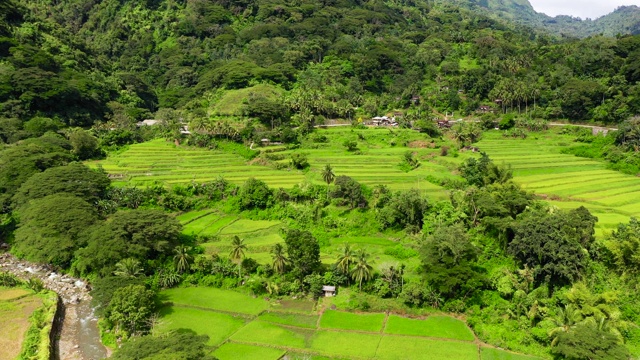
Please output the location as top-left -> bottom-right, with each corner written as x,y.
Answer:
351,249 -> 373,290
173,245 -> 193,274
336,243 -> 355,282
548,304 -> 583,346
271,243 -> 287,274
321,164 -> 335,196
229,236 -> 247,278
114,258 -> 144,278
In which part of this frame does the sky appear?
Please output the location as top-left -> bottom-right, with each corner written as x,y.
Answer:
528,0 -> 640,19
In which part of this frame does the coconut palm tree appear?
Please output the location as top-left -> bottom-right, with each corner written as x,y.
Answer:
321,164 -> 335,197
113,258 -> 143,278
173,245 -> 193,274
350,249 -> 373,291
229,236 -> 247,278
336,243 -> 355,282
271,243 -> 287,274
548,304 -> 583,346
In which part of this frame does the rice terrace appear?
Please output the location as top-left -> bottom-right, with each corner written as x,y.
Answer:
88,125 -> 640,359
95,127 -> 640,236
5,0 -> 640,358
154,287 -> 538,360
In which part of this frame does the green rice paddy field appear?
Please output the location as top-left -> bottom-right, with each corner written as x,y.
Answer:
92,127 -> 640,238
157,287 -> 542,360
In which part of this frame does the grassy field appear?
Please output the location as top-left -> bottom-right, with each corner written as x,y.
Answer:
156,287 -> 544,359
0,288 -> 43,360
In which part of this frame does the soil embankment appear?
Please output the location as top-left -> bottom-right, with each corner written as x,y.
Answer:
0,253 -> 107,360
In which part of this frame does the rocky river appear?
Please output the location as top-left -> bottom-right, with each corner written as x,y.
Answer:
0,253 -> 108,360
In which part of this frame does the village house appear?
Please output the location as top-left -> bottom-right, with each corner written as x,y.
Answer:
322,286 -> 336,297
476,105 -> 494,113
371,116 -> 398,127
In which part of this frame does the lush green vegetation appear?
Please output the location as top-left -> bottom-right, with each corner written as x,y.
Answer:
3,0 -> 640,358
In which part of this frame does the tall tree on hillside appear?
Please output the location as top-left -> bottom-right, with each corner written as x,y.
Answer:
321,164 -> 335,197
271,243 -> 287,274
284,229 -> 321,281
351,249 -> 373,290
229,236 -> 247,278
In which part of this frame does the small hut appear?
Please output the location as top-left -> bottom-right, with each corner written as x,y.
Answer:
322,286 -> 336,297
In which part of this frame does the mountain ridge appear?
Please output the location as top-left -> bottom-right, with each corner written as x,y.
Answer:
440,0 -> 640,37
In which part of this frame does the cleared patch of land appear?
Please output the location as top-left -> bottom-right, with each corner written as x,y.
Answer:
0,288 -> 42,360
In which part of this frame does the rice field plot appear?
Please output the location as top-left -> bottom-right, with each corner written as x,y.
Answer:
481,347 -> 544,360
161,288 -> 268,315
259,312 -> 319,329
175,209 -> 216,224
93,129 -> 455,198
383,315 -> 475,341
213,342 -> 285,360
218,219 -> 280,235
374,335 -> 479,360
230,320 -> 313,349
90,139 -> 306,188
155,306 -> 246,346
309,330 -> 382,358
319,310 -> 386,332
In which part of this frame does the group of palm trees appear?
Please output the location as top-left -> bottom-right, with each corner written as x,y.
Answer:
113,233 -> 375,293
336,243 -> 374,290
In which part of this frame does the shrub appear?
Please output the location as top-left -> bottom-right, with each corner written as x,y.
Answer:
290,153 -> 309,170
343,139 -> 358,151
499,114 -> 515,130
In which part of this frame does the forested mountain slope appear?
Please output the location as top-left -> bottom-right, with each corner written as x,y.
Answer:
446,0 -> 640,37
3,0 -> 640,136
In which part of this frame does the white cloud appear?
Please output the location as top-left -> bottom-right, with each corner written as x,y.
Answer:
529,0 -> 640,19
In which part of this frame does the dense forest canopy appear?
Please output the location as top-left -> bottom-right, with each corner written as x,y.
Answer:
1,0 -> 640,137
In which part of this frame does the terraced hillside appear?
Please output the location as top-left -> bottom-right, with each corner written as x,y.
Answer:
156,287 -> 541,360
177,211 -> 422,275
473,131 -> 640,236
91,128 -> 454,199
94,127 -> 640,237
